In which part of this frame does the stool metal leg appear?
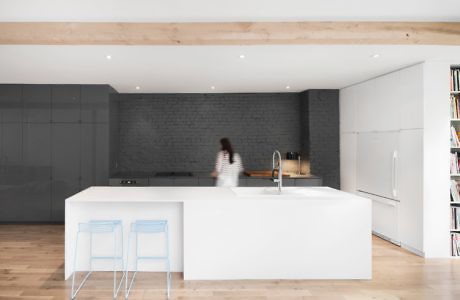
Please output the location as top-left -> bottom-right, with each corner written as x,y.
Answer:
166,224 -> 171,299
125,231 -> 138,299
71,232 -> 92,300
112,225 -> 125,299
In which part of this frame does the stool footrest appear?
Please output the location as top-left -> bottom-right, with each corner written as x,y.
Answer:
137,256 -> 168,260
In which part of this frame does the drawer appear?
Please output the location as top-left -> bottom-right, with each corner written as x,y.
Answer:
358,191 -> 400,245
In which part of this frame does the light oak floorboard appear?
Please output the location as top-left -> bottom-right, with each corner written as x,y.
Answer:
1,225 -> 460,299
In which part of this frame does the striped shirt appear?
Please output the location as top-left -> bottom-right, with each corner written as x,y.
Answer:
215,151 -> 244,187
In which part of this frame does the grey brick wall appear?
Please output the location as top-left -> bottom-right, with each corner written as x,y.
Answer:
115,93 -> 302,173
301,90 -> 340,189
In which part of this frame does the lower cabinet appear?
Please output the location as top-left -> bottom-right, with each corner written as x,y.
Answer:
51,179 -> 80,222
359,191 -> 400,245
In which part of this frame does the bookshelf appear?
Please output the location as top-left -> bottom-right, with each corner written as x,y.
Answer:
450,65 -> 460,256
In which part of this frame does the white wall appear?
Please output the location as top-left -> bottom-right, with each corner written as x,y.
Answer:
422,61 -> 451,257
340,61 -> 452,257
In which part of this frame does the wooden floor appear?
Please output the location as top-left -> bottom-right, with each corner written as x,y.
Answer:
1,225 -> 460,300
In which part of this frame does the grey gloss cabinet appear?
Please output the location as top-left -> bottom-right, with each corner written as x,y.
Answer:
81,123 -> 109,189
22,123 -> 52,221
0,84 -> 22,123
23,85 -> 51,123
51,85 -> 81,123
81,86 -> 109,123
51,124 -> 81,221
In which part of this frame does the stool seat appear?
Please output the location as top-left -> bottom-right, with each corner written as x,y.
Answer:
131,220 -> 167,233
79,220 -> 122,233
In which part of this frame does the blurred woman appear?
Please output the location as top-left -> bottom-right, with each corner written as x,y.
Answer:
211,138 -> 244,187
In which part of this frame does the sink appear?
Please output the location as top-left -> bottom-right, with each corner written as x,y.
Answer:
230,187 -> 321,197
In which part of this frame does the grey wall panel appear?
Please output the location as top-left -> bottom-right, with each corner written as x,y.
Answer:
23,85 -> 51,123
0,84 -> 22,123
22,123 -> 51,221
81,123 -> 109,186
51,85 -> 81,123
81,85 -> 109,123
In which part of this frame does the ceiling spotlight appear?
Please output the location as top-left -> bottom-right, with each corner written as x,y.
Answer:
239,54 -> 245,59
286,85 -> 291,90
135,86 -> 140,90
371,54 -> 380,58
106,55 -> 112,60
211,86 -> 216,90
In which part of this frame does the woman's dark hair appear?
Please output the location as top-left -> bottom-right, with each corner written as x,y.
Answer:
220,138 -> 234,164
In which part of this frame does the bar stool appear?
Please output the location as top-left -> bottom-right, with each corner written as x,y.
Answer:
71,220 -> 125,299
125,220 -> 171,299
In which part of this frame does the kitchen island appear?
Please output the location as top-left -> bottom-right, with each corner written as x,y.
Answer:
65,186 -> 371,280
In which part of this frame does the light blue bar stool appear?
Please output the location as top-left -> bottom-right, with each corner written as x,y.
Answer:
125,220 -> 171,299
71,220 -> 125,299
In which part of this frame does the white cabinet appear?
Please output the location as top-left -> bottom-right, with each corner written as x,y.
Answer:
397,129 -> 423,252
399,64 -> 424,130
356,131 -> 399,200
340,133 -> 357,193
356,79 -> 376,132
360,192 -> 400,245
339,87 -> 356,133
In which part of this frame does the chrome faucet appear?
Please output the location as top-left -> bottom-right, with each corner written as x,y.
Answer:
271,150 -> 283,193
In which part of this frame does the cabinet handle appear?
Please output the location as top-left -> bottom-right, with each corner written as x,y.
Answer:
392,150 -> 398,199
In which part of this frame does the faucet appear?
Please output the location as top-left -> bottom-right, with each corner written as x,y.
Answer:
271,150 -> 283,193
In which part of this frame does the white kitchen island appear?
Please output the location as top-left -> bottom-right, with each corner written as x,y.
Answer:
65,186 -> 371,280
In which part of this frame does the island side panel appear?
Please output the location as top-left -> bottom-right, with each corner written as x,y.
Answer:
65,200 -> 183,279
183,198 -> 371,280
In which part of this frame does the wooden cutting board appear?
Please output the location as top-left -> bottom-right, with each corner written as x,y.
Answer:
244,170 -> 289,177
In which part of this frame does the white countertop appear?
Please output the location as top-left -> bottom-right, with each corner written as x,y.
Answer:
66,186 -> 365,203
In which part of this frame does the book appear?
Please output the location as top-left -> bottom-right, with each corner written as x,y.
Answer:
451,180 -> 460,203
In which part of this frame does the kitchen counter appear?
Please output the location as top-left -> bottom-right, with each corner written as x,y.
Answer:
109,172 -> 322,186
65,186 -> 371,280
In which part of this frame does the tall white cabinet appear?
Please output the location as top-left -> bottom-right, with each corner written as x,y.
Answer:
340,64 -> 425,255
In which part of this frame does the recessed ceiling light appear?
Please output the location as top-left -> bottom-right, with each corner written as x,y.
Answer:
106,55 -> 112,60
211,86 -> 216,90
371,54 -> 380,58
239,54 -> 245,59
135,86 -> 140,90
286,85 -> 291,90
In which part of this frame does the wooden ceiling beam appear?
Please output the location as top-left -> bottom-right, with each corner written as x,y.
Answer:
0,22 -> 459,45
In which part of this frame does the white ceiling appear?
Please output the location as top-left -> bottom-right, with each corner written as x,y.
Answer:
0,0 -> 459,22
1,45 -> 460,93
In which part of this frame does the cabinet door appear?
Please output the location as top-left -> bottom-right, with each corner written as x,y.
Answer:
245,178 -> 273,187
363,192 -> 400,245
174,177 -> 199,186
294,178 -> 322,186
0,84 -> 22,123
198,177 -> 215,186
399,65 -> 423,130
51,123 -> 80,221
357,131 -> 399,199
23,85 -> 51,123
1,123 -> 22,165
51,85 -> 81,123
80,123 -> 109,189
22,123 -> 51,221
397,129 -> 423,252
149,178 -> 174,186
81,85 -> 109,123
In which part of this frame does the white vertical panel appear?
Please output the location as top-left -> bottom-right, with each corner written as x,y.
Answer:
339,87 -> 356,133
340,132 -> 357,193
